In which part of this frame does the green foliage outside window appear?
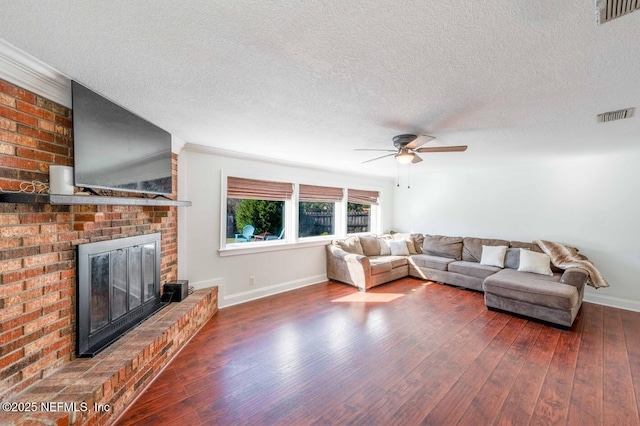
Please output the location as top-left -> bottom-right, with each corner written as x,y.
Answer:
347,202 -> 367,212
234,199 -> 283,235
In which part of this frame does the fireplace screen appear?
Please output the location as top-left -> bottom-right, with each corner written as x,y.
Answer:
77,233 -> 162,357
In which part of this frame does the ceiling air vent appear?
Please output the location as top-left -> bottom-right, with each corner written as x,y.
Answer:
597,0 -> 640,24
597,107 -> 635,123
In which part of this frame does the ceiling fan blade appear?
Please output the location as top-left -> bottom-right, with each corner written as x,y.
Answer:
406,134 -> 435,150
354,148 -> 397,152
411,153 -> 423,163
362,153 -> 396,164
416,145 -> 468,153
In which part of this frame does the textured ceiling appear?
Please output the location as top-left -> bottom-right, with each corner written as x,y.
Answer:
0,1 -> 638,176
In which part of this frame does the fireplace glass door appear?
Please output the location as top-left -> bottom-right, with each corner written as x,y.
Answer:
78,233 -> 161,357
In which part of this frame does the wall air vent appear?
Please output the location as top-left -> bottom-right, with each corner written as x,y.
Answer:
597,0 -> 640,24
597,107 -> 635,123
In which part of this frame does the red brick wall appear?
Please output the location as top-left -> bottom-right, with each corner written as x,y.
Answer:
0,78 -> 179,400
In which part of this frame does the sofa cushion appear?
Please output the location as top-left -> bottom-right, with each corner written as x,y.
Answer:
410,254 -> 455,272
480,245 -> 508,268
448,261 -> 502,280
483,269 -> 577,310
334,236 -> 364,255
369,255 -> 408,269
422,235 -> 463,260
518,249 -> 553,276
504,248 -> 520,270
359,235 -> 380,256
369,258 -> 392,275
463,237 -> 510,262
389,255 -> 409,268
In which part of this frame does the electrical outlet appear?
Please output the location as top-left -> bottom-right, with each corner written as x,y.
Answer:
249,276 -> 255,285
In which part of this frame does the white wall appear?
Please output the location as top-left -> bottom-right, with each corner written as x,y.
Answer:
177,146 -> 395,307
393,150 -> 640,311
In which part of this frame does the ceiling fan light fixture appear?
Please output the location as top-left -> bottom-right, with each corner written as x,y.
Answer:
395,151 -> 415,164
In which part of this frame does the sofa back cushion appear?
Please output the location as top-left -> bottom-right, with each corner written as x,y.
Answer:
463,237 -> 509,262
411,233 -> 424,254
422,235 -> 463,260
509,240 -> 543,252
359,235 -> 381,256
334,236 -> 364,255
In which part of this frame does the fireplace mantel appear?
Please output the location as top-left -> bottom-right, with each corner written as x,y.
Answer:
0,192 -> 192,206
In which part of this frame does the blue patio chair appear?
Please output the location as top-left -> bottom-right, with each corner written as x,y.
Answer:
265,229 -> 284,241
235,225 -> 255,242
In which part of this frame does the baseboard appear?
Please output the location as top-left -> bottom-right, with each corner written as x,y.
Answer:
584,293 -> 640,313
220,274 -> 327,308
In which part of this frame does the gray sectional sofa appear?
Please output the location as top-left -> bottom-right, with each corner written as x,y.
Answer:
326,234 -> 589,327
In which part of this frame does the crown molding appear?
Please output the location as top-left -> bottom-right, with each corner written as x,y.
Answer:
171,135 -> 186,155
0,39 -> 71,107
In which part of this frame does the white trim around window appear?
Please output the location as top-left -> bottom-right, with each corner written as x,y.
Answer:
219,170 -> 382,256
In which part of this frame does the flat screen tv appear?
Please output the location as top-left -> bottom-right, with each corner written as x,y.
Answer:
72,80 -> 173,196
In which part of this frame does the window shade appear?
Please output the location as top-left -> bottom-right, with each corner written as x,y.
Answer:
227,177 -> 293,201
348,189 -> 379,205
299,184 -> 343,203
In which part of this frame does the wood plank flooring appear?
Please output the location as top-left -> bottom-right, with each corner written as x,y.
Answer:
115,278 -> 640,425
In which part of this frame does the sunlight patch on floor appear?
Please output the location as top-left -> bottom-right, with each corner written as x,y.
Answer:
331,293 -> 404,303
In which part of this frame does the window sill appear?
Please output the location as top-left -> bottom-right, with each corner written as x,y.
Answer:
219,238 -> 332,257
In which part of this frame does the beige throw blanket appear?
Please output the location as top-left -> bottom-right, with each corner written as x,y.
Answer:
535,240 -> 609,289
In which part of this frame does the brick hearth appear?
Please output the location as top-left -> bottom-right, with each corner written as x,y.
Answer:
2,287 -> 218,425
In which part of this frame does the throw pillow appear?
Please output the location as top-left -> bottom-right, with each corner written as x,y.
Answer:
480,245 -> 508,268
504,248 -> 521,270
378,237 -> 392,255
335,236 -> 364,255
391,232 -> 418,254
517,249 -> 553,276
389,240 -> 410,256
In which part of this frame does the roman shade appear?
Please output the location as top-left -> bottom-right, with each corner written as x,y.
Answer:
348,189 -> 379,206
299,184 -> 344,202
227,177 -> 293,201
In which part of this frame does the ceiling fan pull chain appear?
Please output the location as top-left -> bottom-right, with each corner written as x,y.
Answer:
397,163 -> 400,187
407,165 -> 411,189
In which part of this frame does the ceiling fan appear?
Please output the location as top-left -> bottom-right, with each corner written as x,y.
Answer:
356,134 -> 467,164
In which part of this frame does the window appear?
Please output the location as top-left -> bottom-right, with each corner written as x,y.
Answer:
298,185 -> 343,238
347,189 -> 379,234
221,173 -> 381,253
226,177 -> 292,244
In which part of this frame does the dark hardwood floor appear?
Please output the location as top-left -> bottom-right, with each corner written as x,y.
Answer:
115,278 -> 640,425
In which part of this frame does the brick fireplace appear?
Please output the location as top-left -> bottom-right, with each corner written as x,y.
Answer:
0,77 -> 215,424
